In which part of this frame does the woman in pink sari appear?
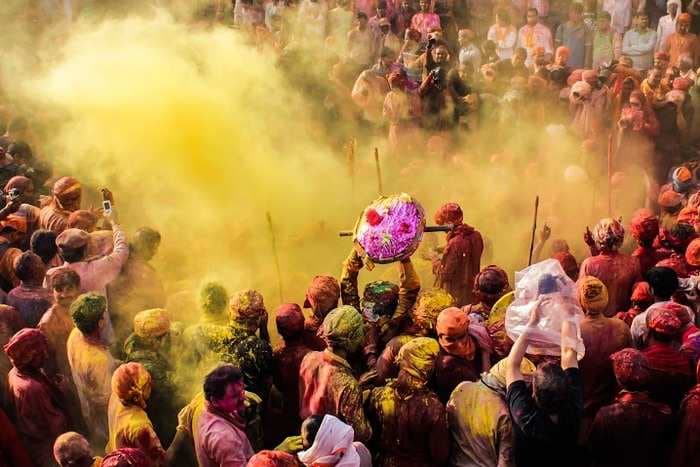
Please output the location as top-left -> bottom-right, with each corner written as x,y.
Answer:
411,0 -> 440,42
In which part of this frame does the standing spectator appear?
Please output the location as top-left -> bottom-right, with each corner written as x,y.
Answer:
555,2 -> 591,69
602,0 -> 633,57
657,0 -> 682,51
518,7 -> 554,67
347,13 -> 377,74
622,12 -> 657,71
410,0 -> 440,42
663,13 -> 700,67
457,29 -> 482,71
488,9 -> 518,60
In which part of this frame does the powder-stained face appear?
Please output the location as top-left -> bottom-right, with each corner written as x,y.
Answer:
215,380 -> 246,416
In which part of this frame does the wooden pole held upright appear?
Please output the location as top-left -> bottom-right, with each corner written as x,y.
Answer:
374,147 -> 383,195
528,196 -> 540,266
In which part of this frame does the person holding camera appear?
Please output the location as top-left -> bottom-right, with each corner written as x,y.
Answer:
418,38 -> 454,131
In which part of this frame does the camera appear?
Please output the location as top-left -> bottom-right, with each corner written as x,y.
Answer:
7,188 -> 20,201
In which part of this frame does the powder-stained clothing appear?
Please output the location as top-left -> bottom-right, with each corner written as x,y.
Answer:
367,380 -> 449,467
123,335 -> 178,446
434,224 -> 484,307
272,340 -> 312,439
108,256 -> 165,342
341,255 -> 421,364
589,391 -> 674,467
447,380 -> 514,467
39,204 -> 72,234
7,368 -> 69,466
579,252 -> 641,317
6,283 -> 52,328
183,317 -> 229,367
632,245 -> 667,275
298,349 -> 372,443
46,224 -> 129,295
375,334 -> 414,385
434,348 -> 482,402
0,305 -> 24,407
579,314 -> 632,440
0,407 -> 32,467
194,405 -> 254,467
663,32 -> 700,67
642,342 -> 695,408
38,304 -> 74,378
106,394 -> 166,464
671,385 -> 700,467
67,327 -> 118,444
506,368 -> 583,467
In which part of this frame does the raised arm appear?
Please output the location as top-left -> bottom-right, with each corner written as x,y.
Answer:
506,301 -> 540,385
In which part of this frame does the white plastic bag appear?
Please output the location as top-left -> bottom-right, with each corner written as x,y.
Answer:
505,259 -> 586,360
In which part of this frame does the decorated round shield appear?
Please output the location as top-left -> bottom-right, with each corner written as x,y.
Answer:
354,193 -> 426,264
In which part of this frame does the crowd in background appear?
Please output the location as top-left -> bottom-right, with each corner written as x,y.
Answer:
2,1 -> 700,467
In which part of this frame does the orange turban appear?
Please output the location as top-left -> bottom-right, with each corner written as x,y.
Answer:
436,307 -> 474,360
133,309 -> 170,339
111,362 -> 152,409
3,328 -> 48,370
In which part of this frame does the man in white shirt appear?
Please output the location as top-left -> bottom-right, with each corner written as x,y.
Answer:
622,11 -> 657,71
458,29 -> 482,71
517,7 -> 554,67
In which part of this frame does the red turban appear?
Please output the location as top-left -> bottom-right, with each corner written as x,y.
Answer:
101,448 -> 152,467
631,281 -> 654,303
658,187 -> 683,208
3,328 -> 48,370
655,51 -> 670,61
275,303 -> 305,340
656,256 -> 689,278
686,238 -> 700,266
52,176 -> 82,210
553,251 -> 579,279
678,12 -> 692,23
434,203 -> 463,225
247,450 -> 298,467
67,210 -> 99,232
611,348 -> 651,390
4,176 -> 33,193
304,275 -> 340,312
648,307 -> 682,337
629,209 -> 659,244
659,301 -> 693,327
677,206 -> 698,225
111,362 -> 152,409
436,307 -> 474,360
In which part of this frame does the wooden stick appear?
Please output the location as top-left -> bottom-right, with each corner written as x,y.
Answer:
265,211 -> 284,303
374,147 -> 383,195
607,132 -> 613,217
339,224 -> 454,237
528,196 -> 540,266
347,138 -> 356,206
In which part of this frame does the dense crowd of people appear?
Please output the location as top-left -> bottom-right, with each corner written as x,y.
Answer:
3,0 -> 700,467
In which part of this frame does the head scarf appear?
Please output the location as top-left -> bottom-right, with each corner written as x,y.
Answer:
474,265 -> 509,305
298,415 -> 360,467
67,210 -> 99,231
658,187 -> 684,209
678,12 -> 692,24
578,276 -> 609,314
4,175 -> 33,193
413,288 -> 454,330
3,328 -> 48,370
631,281 -> 654,303
487,356 -> 536,388
648,307 -> 682,337
247,450 -> 298,467
630,209 -> 659,244
434,203 -> 463,225
229,289 -> 265,321
53,432 -> 91,466
101,448 -> 152,467
275,303 -> 305,339
320,305 -> 365,350
70,293 -> 107,335
133,308 -> 170,338
52,176 -> 81,211
436,307 -> 475,360
111,362 -> 152,409
592,218 -> 625,251
396,337 -> 440,382
611,348 -> 651,390
304,275 -> 340,313
361,281 -> 399,322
